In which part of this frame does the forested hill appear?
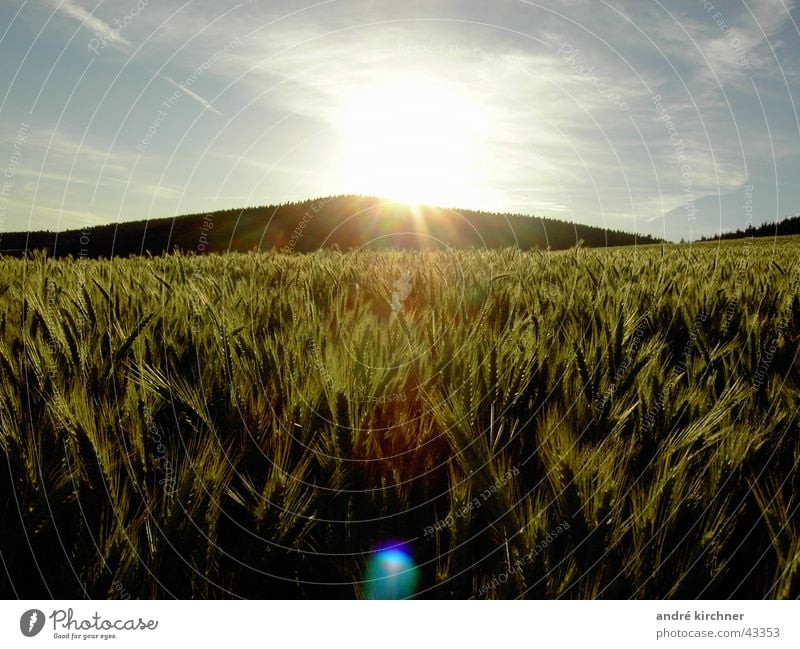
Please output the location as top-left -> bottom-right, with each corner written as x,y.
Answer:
700,215 -> 800,241
0,195 -> 661,258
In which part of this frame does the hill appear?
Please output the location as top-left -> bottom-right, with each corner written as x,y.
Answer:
0,195 -> 659,258
700,215 -> 800,241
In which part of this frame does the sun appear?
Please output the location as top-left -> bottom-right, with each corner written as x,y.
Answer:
334,74 -> 493,208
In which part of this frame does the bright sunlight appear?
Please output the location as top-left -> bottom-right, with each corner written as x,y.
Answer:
335,74 -> 494,208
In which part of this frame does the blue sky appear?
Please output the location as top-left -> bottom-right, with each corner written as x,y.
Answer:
0,0 -> 799,240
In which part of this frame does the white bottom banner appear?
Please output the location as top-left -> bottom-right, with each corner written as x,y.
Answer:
1,600 -> 796,648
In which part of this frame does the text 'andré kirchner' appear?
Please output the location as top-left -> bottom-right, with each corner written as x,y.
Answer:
656,610 -> 744,621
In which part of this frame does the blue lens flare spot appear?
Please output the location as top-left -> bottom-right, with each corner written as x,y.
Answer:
363,542 -> 419,599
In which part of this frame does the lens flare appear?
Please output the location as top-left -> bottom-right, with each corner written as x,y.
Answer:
363,542 -> 419,600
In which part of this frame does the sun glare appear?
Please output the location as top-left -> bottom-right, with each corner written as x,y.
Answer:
335,74 -> 493,208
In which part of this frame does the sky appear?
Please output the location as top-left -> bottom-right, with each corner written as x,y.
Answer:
0,0 -> 799,241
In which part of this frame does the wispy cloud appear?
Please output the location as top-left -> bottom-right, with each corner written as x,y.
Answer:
158,73 -> 222,114
50,0 -> 131,47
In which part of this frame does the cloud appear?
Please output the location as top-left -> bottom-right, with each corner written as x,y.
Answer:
50,0 -> 131,48
158,74 -> 222,114
645,0 -> 794,89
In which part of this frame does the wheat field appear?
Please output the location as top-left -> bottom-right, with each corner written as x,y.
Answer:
1,237 -> 798,598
